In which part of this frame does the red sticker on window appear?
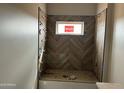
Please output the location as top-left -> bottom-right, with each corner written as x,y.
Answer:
65,26 -> 74,32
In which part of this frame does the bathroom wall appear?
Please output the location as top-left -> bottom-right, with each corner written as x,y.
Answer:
45,15 -> 96,71
108,4 -> 124,83
47,3 -> 97,15
0,4 -> 46,89
95,4 -> 114,82
15,3 -> 46,18
94,10 -> 107,81
96,3 -> 108,14
96,3 -> 124,83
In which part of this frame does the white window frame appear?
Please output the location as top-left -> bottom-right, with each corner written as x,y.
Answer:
56,21 -> 84,35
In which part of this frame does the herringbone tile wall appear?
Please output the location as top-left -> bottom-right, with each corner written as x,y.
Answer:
43,15 -> 96,71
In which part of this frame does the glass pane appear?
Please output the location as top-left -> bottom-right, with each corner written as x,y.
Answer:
56,21 -> 84,35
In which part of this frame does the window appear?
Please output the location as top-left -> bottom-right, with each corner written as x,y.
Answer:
56,21 -> 84,35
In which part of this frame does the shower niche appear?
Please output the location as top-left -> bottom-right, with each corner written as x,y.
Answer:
39,10 -> 107,83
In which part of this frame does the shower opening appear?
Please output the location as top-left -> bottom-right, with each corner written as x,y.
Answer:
38,6 -> 107,84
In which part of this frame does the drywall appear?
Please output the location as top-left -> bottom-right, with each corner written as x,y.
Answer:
101,4 -> 114,82
96,3 -> 108,14
95,3 -> 108,81
15,4 -> 46,18
108,4 -> 124,83
95,10 -> 106,81
47,3 -> 97,15
95,3 -> 114,82
0,4 -> 46,89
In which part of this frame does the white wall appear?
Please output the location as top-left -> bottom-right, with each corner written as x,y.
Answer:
47,3 -> 97,15
0,4 -> 46,89
108,4 -> 124,84
95,4 -> 116,82
15,4 -> 46,18
95,10 -> 107,81
96,3 -> 108,14
95,3 -> 108,81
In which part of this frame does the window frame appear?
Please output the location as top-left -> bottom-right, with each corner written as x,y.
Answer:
56,21 -> 84,35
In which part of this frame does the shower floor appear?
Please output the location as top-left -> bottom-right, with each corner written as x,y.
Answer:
40,69 -> 98,83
